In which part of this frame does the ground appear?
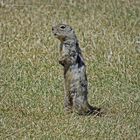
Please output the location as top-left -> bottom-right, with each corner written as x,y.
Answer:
0,0 -> 140,139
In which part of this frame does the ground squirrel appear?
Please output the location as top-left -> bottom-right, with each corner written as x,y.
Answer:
52,24 -> 100,115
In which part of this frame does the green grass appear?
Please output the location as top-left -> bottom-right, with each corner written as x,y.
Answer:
0,0 -> 140,139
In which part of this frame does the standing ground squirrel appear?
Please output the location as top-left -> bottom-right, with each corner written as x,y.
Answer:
52,24 -> 100,115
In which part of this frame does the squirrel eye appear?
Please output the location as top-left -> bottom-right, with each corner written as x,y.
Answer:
60,25 -> 66,29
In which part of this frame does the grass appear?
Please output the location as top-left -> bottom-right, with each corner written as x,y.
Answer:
0,0 -> 140,139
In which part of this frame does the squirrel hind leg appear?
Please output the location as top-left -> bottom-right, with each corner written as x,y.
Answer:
64,95 -> 73,113
73,100 -> 101,116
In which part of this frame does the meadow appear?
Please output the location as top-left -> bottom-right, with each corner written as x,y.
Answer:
0,0 -> 140,139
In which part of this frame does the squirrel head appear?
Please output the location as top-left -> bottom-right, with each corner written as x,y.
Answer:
52,24 -> 76,42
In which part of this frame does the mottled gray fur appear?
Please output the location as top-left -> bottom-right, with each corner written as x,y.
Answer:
52,24 -> 100,115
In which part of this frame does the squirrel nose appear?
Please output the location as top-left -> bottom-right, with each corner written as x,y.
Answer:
52,27 -> 54,31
